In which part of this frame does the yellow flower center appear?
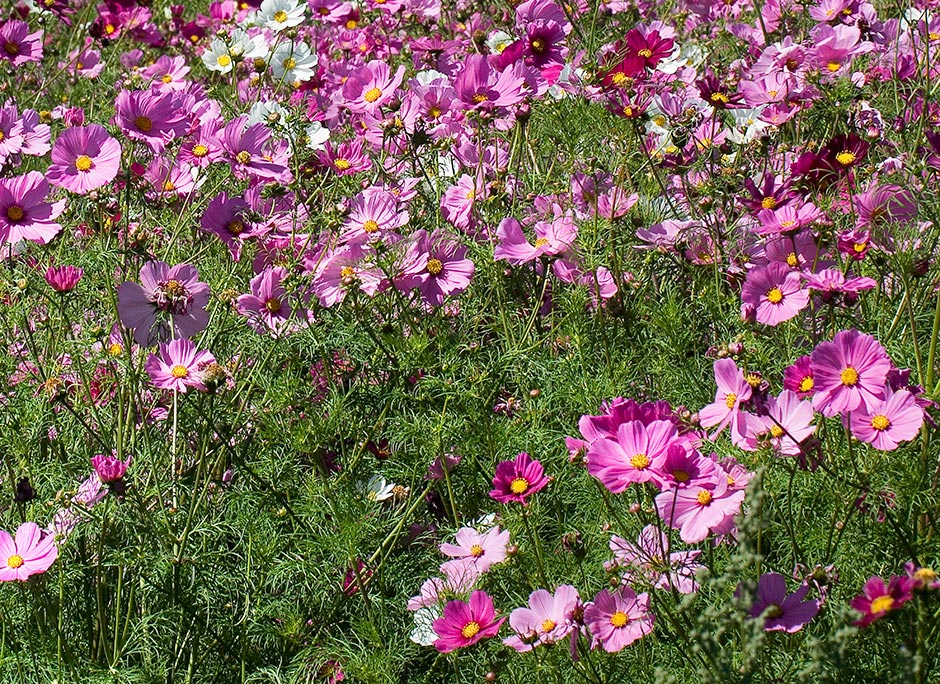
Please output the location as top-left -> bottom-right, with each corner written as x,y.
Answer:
710,92 -> 729,104
870,414 -> 890,431
135,116 -> 153,132
541,619 -> 556,632
364,87 -> 383,103
108,343 -> 124,357
6,205 -> 23,221
346,19 -> 358,29
799,376 -> 814,392
265,297 -> 281,313
672,469 -> 690,483
770,424 -> 785,438
534,237 -> 550,248
531,38 -> 546,53
193,144 -> 209,157
510,477 -> 529,494
461,621 -> 481,639
835,151 -> 856,166
7,554 -> 23,569
217,54 -> 232,67
914,567 -> 937,583
226,219 -> 244,235
105,23 -> 116,34
170,365 -> 189,379
697,490 -> 713,506
162,74 -> 173,83
630,453 -> 650,469
282,57 -> 297,70
826,61 -> 841,72
786,252 -> 798,267
611,72 -> 629,87
236,150 -> 251,164
761,197 -> 777,209
428,106 -> 442,118
638,48 -> 653,58
610,611 -> 629,628
870,595 -> 894,614
840,367 -> 859,386
473,93 -> 488,104
163,180 -> 176,192
363,219 -> 380,233
724,393 -> 737,409
4,42 -> 19,56
930,32 -> 940,41
470,544 -> 484,557
75,155 -> 94,172
766,287 -> 784,304
465,189 -> 476,200
779,220 -> 796,228
340,266 -> 355,279
334,158 -> 351,170
426,258 -> 443,275
274,9 -> 288,22
853,242 -> 867,253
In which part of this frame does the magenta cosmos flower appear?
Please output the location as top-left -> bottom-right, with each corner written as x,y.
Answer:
343,61 -> 406,113
655,476 -> 745,544
393,229 -> 475,307
0,522 -> 58,582
91,452 -> 131,483
45,265 -> 83,293
114,89 -> 189,152
439,525 -> 510,576
0,21 -> 43,67
584,586 -> 654,653
117,261 -> 210,346
0,171 -> 65,246
503,585 -> 580,652
494,213 -> 578,265
235,267 -> 298,334
586,419 -> 678,493
748,573 -> 819,633
145,338 -> 216,392
850,575 -> 915,627
489,451 -> 549,505
46,124 -> 121,195
432,590 -> 505,653
740,263 -> 809,326
848,387 -> 924,450
810,329 -> 890,417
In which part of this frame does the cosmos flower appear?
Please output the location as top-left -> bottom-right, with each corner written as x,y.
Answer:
432,590 -> 505,653
503,585 -> 580,652
145,338 -> 216,392
850,575 -> 915,627
810,329 -> 891,417
848,387 -> 924,450
117,261 -> 210,346
46,124 -> 121,195
0,171 -> 65,246
489,452 -> 550,505
583,586 -> 654,652
747,573 -> 820,633
0,522 -> 58,582
393,229 -> 475,307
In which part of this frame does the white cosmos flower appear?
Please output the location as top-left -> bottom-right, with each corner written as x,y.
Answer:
257,0 -> 306,32
271,41 -> 318,84
485,30 -> 513,54
305,121 -> 331,151
410,606 -> 441,646
248,101 -> 289,128
361,474 -> 395,502
202,39 -> 235,74
228,28 -> 269,62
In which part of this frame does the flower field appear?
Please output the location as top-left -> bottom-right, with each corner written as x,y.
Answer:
1,0 -> 940,681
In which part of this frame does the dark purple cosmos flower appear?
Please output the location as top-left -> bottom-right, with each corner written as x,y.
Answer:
748,573 -> 820,633
696,72 -> 746,109
117,261 -> 210,346
489,452 -> 549,505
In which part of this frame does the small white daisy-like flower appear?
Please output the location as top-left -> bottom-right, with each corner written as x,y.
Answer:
202,39 -> 235,74
257,0 -> 306,32
271,41 -> 318,84
248,101 -> 289,128
361,474 -> 395,502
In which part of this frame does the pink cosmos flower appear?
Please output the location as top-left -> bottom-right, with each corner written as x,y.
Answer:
454,55 -> 526,112
738,390 -> 815,457
748,573 -> 819,633
494,213 -> 578,265
439,525 -> 510,576
783,355 -> 815,398
441,174 -> 484,232
200,191 -> 264,261
810,329 -> 890,417
0,171 -> 65,246
698,358 -> 752,437
341,187 -> 409,246
432,590 -> 506,653
221,116 -> 291,182
318,139 -> 371,176
489,452 -> 549,505
0,21 -> 43,66
91,453 -> 131,483
407,561 -> 479,611
584,586 -> 654,652
503,585 -> 580,652
235,267 -> 299,334
803,268 -> 877,304
655,445 -> 720,491
848,388 -> 924,450
114,89 -> 189,152
740,263 -> 809,326
586,419 -> 678,493
117,261 -> 210,346
393,229 -> 475,307
309,244 -> 386,307
756,202 -> 822,236
145,338 -> 216,392
0,522 -> 57,582
47,124 -> 121,194
850,575 -> 914,627
45,265 -> 83,293
654,477 -> 746,544
609,524 -> 702,594
343,61 -> 406,113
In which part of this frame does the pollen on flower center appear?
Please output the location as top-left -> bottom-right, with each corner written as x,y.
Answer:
697,489 -> 713,506
799,376 -> 814,392
610,611 -> 629,628
427,258 -> 443,275
428,106 -> 442,118
534,237 -> 550,248
638,48 -> 653,58
108,343 -> 124,357
7,554 -> 24,569
770,424 -> 785,438
473,93 -> 488,104
461,621 -> 481,639
870,414 -> 890,431
334,158 -> 351,170
840,366 -> 859,386
236,150 -> 252,164
541,619 -> 557,632
163,180 -> 176,192
835,151 -> 856,166
340,266 -> 356,279
915,567 -> 937,583
510,477 -> 529,494
6,205 -> 24,222
227,219 -> 245,235
761,196 -> 777,209
531,38 -> 546,53
630,453 -> 650,469
265,297 -> 281,313
766,287 -> 784,304
274,9 -> 288,21
192,144 -> 209,157
470,544 -> 484,557
870,595 -> 894,614
364,87 -> 383,103
710,92 -> 729,104
135,115 -> 153,132
217,54 -> 232,67
672,469 -> 690,483
724,392 -> 737,409
170,364 -> 189,379
75,155 -> 94,172
283,57 -> 296,70
363,219 -> 380,233
826,61 -> 841,72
